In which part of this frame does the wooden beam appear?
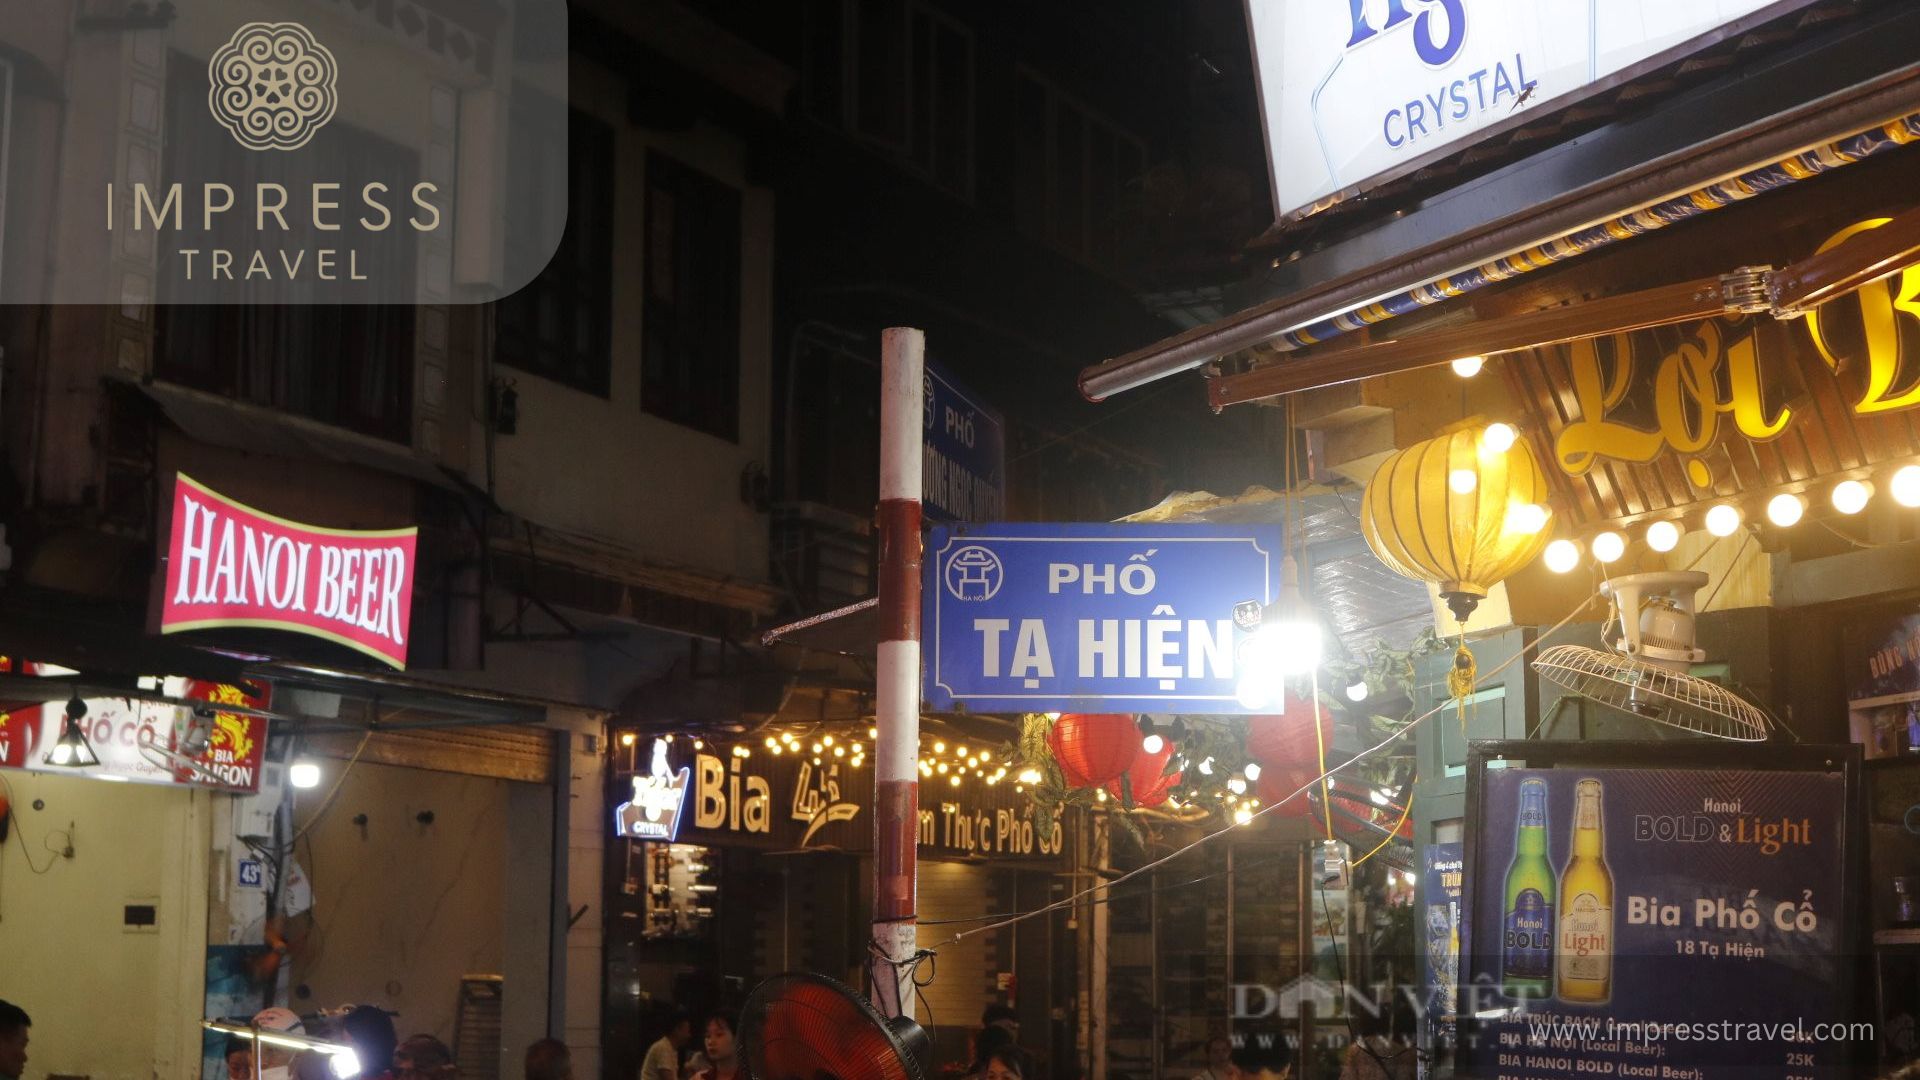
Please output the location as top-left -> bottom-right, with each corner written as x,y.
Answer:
1208,276 -> 1738,407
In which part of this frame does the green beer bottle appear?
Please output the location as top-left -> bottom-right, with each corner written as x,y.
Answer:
1501,777 -> 1554,1000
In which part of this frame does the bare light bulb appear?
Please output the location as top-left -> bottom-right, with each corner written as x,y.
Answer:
290,759 -> 323,790
1645,520 -> 1681,553
1449,468 -> 1478,494
1234,807 -> 1255,825
1227,778 -> 1248,795
1481,423 -> 1517,454
1766,493 -> 1805,528
1895,466 -> 1920,508
1832,479 -> 1872,516
1590,531 -> 1626,563
1244,762 -> 1263,781
1450,355 -> 1485,378
1141,734 -> 1165,755
1705,503 -> 1742,537
1544,539 -> 1581,574
1345,681 -> 1369,703
1504,502 -> 1548,535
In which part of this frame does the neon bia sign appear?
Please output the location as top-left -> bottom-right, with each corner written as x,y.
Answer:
615,739 -> 691,841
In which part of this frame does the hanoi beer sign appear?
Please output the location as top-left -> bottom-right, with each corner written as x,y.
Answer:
159,474 -> 417,669
1463,748 -> 1854,1079
923,523 -> 1282,713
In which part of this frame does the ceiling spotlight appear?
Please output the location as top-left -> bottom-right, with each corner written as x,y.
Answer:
1450,355 -> 1485,378
1766,492 -> 1805,528
1543,539 -> 1581,574
1345,681 -> 1369,702
1894,465 -> 1920,507
1644,520 -> 1681,553
1505,502 -> 1549,535
290,758 -> 323,790
1590,531 -> 1626,564
1832,479 -> 1872,516
1141,734 -> 1165,755
1449,468 -> 1478,494
1704,503 -> 1742,537
44,696 -> 99,768
1481,423 -> 1517,455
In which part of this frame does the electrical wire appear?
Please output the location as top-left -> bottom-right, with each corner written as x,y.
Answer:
947,592 -> 1598,946
0,773 -> 58,876
1352,773 -> 1415,869
1697,533 -> 1754,614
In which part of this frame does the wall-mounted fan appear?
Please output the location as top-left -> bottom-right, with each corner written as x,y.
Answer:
739,973 -> 932,1080
1532,571 -> 1772,742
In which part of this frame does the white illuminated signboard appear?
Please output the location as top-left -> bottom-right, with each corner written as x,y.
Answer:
1247,0 -> 1797,221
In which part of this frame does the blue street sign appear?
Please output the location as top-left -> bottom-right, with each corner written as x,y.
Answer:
923,523 -> 1283,713
923,361 -> 1005,523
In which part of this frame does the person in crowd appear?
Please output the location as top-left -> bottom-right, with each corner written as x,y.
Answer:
1225,1031 -> 1292,1080
224,1035 -> 253,1080
525,1038 -> 573,1080
1194,1035 -> 1233,1080
979,1045 -> 1034,1080
338,1005 -> 400,1080
965,1026 -> 1019,1080
0,1001 -> 27,1080
394,1034 -> 456,1080
686,1013 -> 741,1080
252,1007 -> 308,1080
640,1009 -> 691,1080
1337,1008 -> 1414,1080
981,1004 -> 1019,1041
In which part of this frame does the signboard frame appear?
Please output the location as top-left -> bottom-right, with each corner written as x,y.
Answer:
1459,739 -> 1865,1078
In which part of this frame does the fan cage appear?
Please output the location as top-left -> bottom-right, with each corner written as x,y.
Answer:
740,972 -> 925,1080
1531,644 -> 1772,742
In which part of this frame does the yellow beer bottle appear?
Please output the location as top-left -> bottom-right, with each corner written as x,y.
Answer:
1556,779 -> 1614,1004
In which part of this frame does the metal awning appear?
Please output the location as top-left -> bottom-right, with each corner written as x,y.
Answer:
128,377 -> 461,491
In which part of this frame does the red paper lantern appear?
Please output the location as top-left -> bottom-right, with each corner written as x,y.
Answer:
1106,740 -> 1180,808
1048,713 -> 1139,788
1245,694 -> 1332,769
1255,766 -> 1321,819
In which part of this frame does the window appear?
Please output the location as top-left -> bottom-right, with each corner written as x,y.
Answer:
642,151 -> 741,441
154,60 -> 414,443
496,106 -> 615,396
1013,70 -> 1148,269
804,0 -> 974,200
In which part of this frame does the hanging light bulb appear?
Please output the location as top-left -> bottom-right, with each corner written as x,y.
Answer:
1590,531 -> 1626,563
1481,423 -> 1517,455
1705,503 -> 1742,537
932,741 -> 946,754
950,775 -> 962,788
1018,768 -> 1042,785
1832,479 -> 1873,515
1227,778 -> 1247,795
1450,354 -> 1485,378
1243,762 -> 1262,781
619,732 -> 637,748
1894,466 -> 1920,508
1095,789 -> 1108,803
1543,538 -> 1580,574
1645,520 -> 1681,553
822,735 -> 835,747
1141,733 -> 1165,754
770,744 -> 783,756
289,758 -> 323,790
1448,468 -> 1479,494
1234,807 -> 1255,825
1345,681 -> 1369,703
937,762 -> 949,774
1198,757 -> 1215,776
44,697 -> 99,768
1504,502 -> 1549,535
868,726 -> 878,739
1766,493 -> 1805,528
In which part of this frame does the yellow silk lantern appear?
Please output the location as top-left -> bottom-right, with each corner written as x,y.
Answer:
1360,424 -> 1556,623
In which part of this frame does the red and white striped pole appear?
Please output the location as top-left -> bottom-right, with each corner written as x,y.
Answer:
871,326 -> 924,1018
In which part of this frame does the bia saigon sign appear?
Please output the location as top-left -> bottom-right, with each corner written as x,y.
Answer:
159,474 -> 418,669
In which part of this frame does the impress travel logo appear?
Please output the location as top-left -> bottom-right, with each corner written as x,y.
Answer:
208,22 -> 339,151
2,0 -> 570,305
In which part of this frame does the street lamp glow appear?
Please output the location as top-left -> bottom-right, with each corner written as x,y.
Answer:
1543,539 -> 1581,574
1644,520 -> 1681,553
1832,479 -> 1872,515
1450,355 -> 1485,378
1590,531 -> 1626,564
1766,493 -> 1805,528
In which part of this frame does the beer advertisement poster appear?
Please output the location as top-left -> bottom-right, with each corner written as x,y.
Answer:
1463,765 -> 1849,1079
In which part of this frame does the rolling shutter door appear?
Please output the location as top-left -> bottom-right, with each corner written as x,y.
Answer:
916,861 -> 991,1036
